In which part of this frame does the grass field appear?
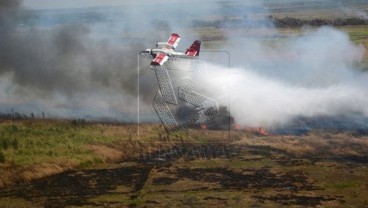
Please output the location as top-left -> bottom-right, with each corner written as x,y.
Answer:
0,119 -> 140,163
0,120 -> 368,207
0,119 -> 140,187
0,119 -> 231,187
340,26 -> 368,68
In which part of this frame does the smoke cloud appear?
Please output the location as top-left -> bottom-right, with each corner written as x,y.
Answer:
0,1 -> 172,120
0,0 -> 22,11
200,27 -> 367,128
0,0 -> 367,129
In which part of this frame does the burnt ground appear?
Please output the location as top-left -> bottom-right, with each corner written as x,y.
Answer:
0,143 -> 367,207
0,166 -> 152,208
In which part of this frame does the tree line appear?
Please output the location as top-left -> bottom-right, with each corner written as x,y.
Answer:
192,16 -> 368,28
0,110 -> 45,120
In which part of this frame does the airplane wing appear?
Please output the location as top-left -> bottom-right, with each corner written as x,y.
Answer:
166,33 -> 181,49
151,53 -> 169,66
150,33 -> 180,66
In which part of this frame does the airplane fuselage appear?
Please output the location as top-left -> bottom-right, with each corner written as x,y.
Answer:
139,33 -> 200,66
141,48 -> 195,59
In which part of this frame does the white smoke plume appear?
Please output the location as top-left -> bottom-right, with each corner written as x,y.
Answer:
202,27 -> 367,128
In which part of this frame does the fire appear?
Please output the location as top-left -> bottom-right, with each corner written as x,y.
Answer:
233,124 -> 271,136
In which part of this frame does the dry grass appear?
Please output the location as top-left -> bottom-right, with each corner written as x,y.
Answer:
235,131 -> 368,158
0,163 -> 69,187
85,144 -> 124,163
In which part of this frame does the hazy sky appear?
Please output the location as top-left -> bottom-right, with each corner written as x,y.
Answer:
23,0 -> 201,10
23,0 -> 133,9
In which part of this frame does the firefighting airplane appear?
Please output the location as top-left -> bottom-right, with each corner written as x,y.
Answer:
139,33 -> 201,67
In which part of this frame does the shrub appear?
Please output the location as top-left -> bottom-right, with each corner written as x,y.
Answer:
79,160 -> 93,168
1,137 -> 9,150
0,137 -> 18,150
5,125 -> 18,133
0,151 -> 5,163
12,138 -> 18,150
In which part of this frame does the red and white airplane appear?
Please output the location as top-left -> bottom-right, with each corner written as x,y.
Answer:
140,33 -> 201,66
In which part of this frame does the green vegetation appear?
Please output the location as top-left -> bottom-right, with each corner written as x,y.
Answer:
175,157 -> 273,170
0,151 -> 5,163
0,120 -> 137,166
341,26 -> 368,70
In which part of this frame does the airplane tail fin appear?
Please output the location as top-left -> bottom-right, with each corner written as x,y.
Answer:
185,40 -> 201,57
